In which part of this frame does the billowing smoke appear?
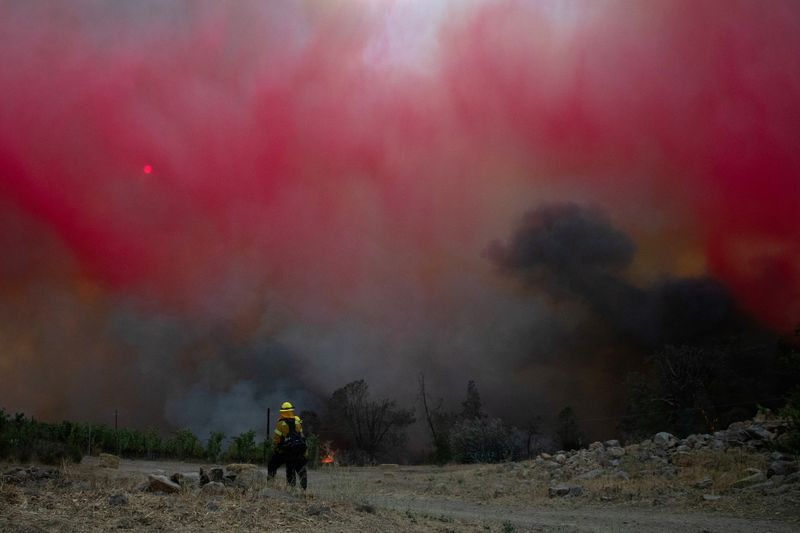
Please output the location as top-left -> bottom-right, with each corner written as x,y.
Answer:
1,1 -> 798,436
488,203 -> 735,349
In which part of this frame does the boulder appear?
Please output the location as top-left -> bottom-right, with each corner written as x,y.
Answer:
108,494 -> 129,506
767,461 -> 798,478
606,447 -> 625,458
235,468 -> 269,489
554,454 -> 567,464
226,463 -> 257,474
307,504 -> 331,516
653,432 -> 676,448
201,481 -> 226,496
614,470 -> 630,481
576,468 -> 603,480
208,467 -> 225,483
694,477 -> 713,489
604,439 -> 621,448
145,475 -> 181,494
99,453 -> 120,469
548,483 -> 583,497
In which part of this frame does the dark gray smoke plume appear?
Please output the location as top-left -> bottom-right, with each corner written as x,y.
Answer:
488,203 -> 736,349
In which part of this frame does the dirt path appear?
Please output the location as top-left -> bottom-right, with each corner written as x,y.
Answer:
362,494 -> 794,533
95,458 -> 798,532
305,465 -> 798,533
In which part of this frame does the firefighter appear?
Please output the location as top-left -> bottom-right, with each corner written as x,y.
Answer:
267,401 -> 308,489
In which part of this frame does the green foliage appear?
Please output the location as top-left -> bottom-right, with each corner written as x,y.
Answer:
164,428 -> 204,460
225,430 -> 259,463
206,431 -> 225,463
0,408 -> 301,464
449,417 -> 513,463
33,440 -> 83,465
0,410 -> 82,463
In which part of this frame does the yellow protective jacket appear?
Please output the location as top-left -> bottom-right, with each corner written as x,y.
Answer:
272,413 -> 304,448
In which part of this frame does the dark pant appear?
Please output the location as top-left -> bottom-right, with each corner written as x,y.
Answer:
267,452 -> 307,489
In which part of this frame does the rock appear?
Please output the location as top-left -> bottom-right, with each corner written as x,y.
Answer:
108,494 -> 128,506
554,454 -> 567,464
548,484 -> 583,497
614,470 -> 630,481
145,475 -> 181,494
169,473 -> 184,485
548,484 -> 570,497
307,504 -> 331,516
731,472 -> 767,489
744,425 -> 773,441
576,468 -> 603,480
770,451 -> 793,462
99,453 -> 120,469
767,461 -> 798,478
236,468 -> 268,488
653,432 -> 676,448
356,502 -> 376,513
207,500 -> 220,511
201,481 -> 226,496
226,463 -> 257,474
543,460 -> 560,470
703,494 -> 721,501
605,439 -> 621,448
694,477 -> 713,489
208,467 -> 225,483
540,452 -> 552,460
606,447 -> 625,458
569,485 -> 584,496
675,445 -> 691,453
589,441 -> 604,450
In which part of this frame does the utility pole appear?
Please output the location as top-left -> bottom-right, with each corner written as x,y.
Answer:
115,409 -> 120,457
264,407 -> 271,464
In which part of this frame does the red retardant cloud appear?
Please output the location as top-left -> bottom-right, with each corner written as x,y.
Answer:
0,1 -> 798,331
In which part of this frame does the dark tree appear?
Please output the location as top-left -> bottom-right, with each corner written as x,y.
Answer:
461,380 -> 484,420
556,406 -> 584,451
329,380 -> 415,464
418,373 -> 453,464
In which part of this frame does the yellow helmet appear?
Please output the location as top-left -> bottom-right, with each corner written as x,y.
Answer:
280,401 -> 294,412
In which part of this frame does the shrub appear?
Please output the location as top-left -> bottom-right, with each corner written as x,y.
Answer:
450,417 -> 513,463
33,440 -> 82,465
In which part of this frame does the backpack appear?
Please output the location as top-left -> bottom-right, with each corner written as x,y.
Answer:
280,418 -> 307,458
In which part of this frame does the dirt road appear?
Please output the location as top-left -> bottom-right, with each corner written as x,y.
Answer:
307,465 -> 798,532
3,458 -> 796,532
112,458 -> 797,532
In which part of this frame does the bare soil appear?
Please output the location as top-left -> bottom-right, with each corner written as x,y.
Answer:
1,457 -> 798,532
